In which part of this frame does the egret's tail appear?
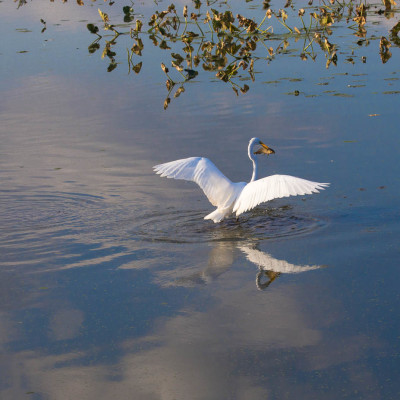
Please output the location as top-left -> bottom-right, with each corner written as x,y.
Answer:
204,208 -> 229,223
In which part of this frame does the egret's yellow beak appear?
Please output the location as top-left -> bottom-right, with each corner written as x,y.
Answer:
255,142 -> 275,155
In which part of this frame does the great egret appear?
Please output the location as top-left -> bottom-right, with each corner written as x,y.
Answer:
154,137 -> 329,223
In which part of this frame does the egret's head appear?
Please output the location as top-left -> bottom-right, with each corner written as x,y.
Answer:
249,137 -> 275,156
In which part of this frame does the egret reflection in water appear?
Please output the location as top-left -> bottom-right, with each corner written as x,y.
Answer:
156,239 -> 324,290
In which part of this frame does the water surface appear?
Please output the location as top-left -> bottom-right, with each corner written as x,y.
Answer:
1,1 -> 400,399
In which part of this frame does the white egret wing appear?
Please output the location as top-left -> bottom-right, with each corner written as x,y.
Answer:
239,246 -> 321,273
154,157 -> 237,207
233,174 -> 329,216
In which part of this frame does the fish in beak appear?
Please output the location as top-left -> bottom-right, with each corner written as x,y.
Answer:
254,141 -> 275,155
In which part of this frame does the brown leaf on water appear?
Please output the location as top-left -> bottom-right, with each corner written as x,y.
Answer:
77,0 -> 84,5
324,38 -> 335,53
173,63 -> 183,72
380,36 -> 392,52
161,63 -> 169,74
380,36 -> 392,63
131,45 -> 142,56
163,97 -> 170,110
166,79 -> 174,91
171,53 -> 184,65
326,52 -> 337,69
135,20 -> 143,32
159,40 -> 171,50
391,22 -> 400,45
149,35 -> 158,47
240,84 -> 250,94
238,60 -> 248,70
174,86 -> 185,98
383,0 -> 396,10
132,62 -> 142,74
353,3 -> 366,27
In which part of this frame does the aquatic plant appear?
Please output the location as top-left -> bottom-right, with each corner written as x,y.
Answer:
80,0 -> 399,107
17,0 -> 400,107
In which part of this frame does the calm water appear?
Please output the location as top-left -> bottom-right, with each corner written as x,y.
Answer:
1,0 -> 400,399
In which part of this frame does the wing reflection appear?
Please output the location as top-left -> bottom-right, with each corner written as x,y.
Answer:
238,245 -> 322,290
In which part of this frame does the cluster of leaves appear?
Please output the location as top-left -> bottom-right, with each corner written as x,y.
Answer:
81,0 -> 400,107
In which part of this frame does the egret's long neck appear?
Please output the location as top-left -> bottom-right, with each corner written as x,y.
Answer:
248,148 -> 258,182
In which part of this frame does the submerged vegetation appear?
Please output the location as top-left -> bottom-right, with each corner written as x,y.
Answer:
18,0 -> 400,107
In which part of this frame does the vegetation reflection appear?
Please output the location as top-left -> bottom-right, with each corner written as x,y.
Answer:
87,0 -> 399,107
17,0 -> 400,107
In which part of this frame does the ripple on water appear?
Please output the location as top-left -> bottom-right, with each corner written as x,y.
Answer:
0,190 -> 135,272
132,205 -> 328,244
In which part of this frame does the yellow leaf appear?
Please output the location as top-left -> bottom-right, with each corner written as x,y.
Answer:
98,8 -> 109,23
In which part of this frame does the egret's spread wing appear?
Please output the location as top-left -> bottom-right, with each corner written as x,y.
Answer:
239,246 -> 321,273
154,157 -> 236,207
233,174 -> 329,216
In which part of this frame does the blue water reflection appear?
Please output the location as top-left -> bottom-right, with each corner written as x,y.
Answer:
1,0 -> 400,399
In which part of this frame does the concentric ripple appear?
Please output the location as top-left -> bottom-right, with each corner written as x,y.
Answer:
0,190 -> 134,273
132,205 -> 328,244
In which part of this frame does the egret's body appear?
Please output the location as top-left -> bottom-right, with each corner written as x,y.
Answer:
154,138 -> 329,223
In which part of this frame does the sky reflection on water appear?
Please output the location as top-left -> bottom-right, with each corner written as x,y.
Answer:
1,0 -> 400,399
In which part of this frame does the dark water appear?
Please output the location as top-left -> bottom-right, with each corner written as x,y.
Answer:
1,1 -> 400,399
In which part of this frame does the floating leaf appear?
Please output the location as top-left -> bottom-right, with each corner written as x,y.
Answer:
174,86 -> 185,98
166,79 -> 175,91
87,23 -> 99,34
163,97 -> 171,110
159,40 -> 171,50
132,62 -> 142,74
107,61 -> 117,72
185,69 -> 198,80
161,63 -> 169,74
131,38 -> 144,56
98,9 -> 109,23
240,84 -> 250,94
135,20 -> 143,32
88,42 -> 100,53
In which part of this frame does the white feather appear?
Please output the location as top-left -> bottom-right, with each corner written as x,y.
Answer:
153,157 -> 245,209
154,138 -> 330,223
233,175 -> 329,216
